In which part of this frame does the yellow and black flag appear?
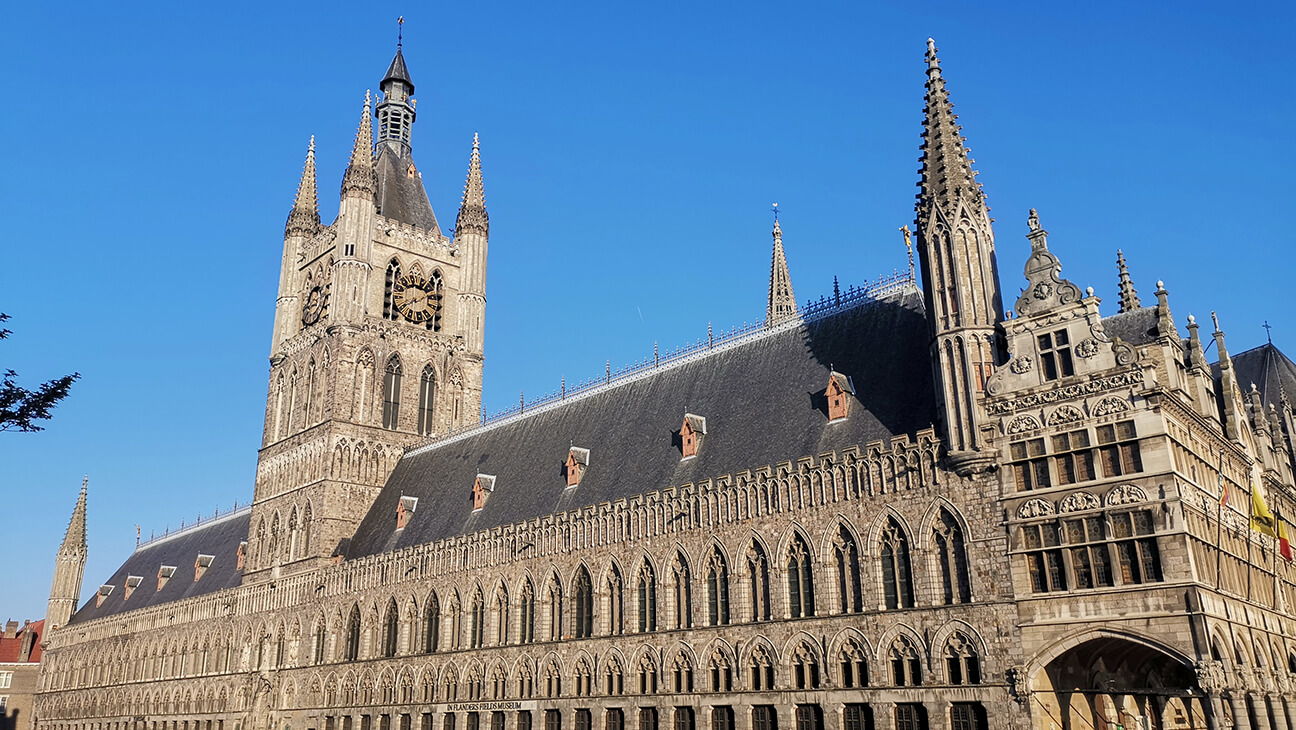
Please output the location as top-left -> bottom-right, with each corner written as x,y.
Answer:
1250,466 -> 1278,539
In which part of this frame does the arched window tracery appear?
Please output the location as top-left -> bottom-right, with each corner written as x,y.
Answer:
934,509 -> 972,604
786,534 -> 815,618
382,356 -> 403,430
880,518 -> 915,609
833,525 -> 863,613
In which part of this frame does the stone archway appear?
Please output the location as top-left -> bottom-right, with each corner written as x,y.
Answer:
1027,631 -> 1210,730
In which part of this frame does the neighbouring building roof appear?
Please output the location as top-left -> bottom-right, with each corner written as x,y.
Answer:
0,620 -> 43,663
1230,343 -> 1296,412
348,286 -> 935,558
68,508 -> 250,624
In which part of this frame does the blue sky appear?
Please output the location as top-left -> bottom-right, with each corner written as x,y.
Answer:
1,0 -> 1292,621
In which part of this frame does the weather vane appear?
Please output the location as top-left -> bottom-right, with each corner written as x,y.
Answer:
397,16 -> 404,48
771,202 -> 779,222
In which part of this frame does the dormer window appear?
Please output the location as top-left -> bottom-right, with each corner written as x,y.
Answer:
195,555 -> 214,582
826,371 -> 854,421
473,474 -> 496,511
237,542 -> 248,571
96,584 -> 114,607
397,496 -> 419,530
1038,330 -> 1075,381
680,414 -> 707,459
566,447 -> 590,487
124,575 -> 142,600
157,565 -> 176,592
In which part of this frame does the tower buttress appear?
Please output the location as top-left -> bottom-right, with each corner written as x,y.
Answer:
913,38 -> 1005,472
334,92 -> 378,324
455,133 -> 489,357
766,216 -> 797,326
45,478 -> 88,632
271,137 -> 319,354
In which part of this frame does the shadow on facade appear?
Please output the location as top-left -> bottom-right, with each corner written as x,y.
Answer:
1030,634 -> 1205,729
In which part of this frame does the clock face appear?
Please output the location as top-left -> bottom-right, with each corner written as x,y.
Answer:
394,274 -> 438,323
301,286 -> 324,326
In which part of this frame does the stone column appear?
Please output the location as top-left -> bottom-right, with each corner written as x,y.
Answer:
1252,696 -> 1274,730
1206,693 -> 1228,730
1270,697 -> 1290,730
1230,695 -> 1250,730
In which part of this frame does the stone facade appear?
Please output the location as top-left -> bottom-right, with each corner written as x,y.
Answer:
31,39 -> 1296,730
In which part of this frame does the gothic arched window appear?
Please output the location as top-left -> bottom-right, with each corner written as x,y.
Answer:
312,622 -> 326,665
638,654 -> 658,694
880,518 -> 915,609
833,525 -> 863,613
546,576 -> 563,641
573,567 -> 594,639
383,259 -> 401,320
343,605 -> 361,661
382,599 -> 399,657
637,563 -> 657,632
944,633 -> 981,685
888,635 -> 922,687
382,356 -> 403,430
786,535 -> 815,619
839,639 -> 869,688
423,592 -> 440,653
792,643 -> 820,690
606,565 -> 624,636
708,650 -> 733,692
605,657 -> 624,695
670,553 -> 693,629
934,509 -> 972,604
417,365 -> 436,436
305,359 -> 317,426
519,580 -> 536,644
671,651 -> 694,693
493,585 -> 510,646
705,548 -> 731,626
749,645 -> 775,691
470,588 -> 486,648
746,541 -> 771,622
354,350 -> 375,423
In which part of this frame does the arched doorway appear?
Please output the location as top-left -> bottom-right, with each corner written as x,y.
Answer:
1028,632 -> 1209,729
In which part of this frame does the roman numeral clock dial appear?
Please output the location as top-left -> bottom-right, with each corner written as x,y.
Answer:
393,273 -> 437,324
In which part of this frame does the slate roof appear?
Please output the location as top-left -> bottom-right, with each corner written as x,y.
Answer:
375,145 -> 440,231
1229,343 -> 1296,412
383,49 -> 414,91
68,508 -> 250,624
348,286 -> 935,558
1101,306 -> 1159,347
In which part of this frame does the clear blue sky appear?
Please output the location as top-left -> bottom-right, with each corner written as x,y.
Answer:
2,0 -> 1292,622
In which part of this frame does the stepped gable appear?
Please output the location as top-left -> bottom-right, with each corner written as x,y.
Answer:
348,287 -> 934,558
1228,342 -> 1296,411
375,146 -> 440,231
1100,306 -> 1160,347
68,508 -> 251,624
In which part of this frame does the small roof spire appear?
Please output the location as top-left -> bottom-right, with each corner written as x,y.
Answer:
1116,250 -> 1141,313
285,136 -> 320,236
766,205 -> 797,327
341,91 -> 376,197
455,133 -> 489,237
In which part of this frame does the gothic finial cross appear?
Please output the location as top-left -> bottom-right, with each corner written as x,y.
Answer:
397,16 -> 404,48
1264,321 -> 1273,344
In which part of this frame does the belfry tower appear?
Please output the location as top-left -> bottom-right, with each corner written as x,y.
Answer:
247,42 -> 489,581
913,39 -> 1005,475
45,479 -> 88,632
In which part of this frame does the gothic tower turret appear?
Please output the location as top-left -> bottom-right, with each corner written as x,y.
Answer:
766,214 -> 797,326
45,479 -> 88,632
454,133 -> 489,356
246,41 -> 488,581
913,39 -> 1005,474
